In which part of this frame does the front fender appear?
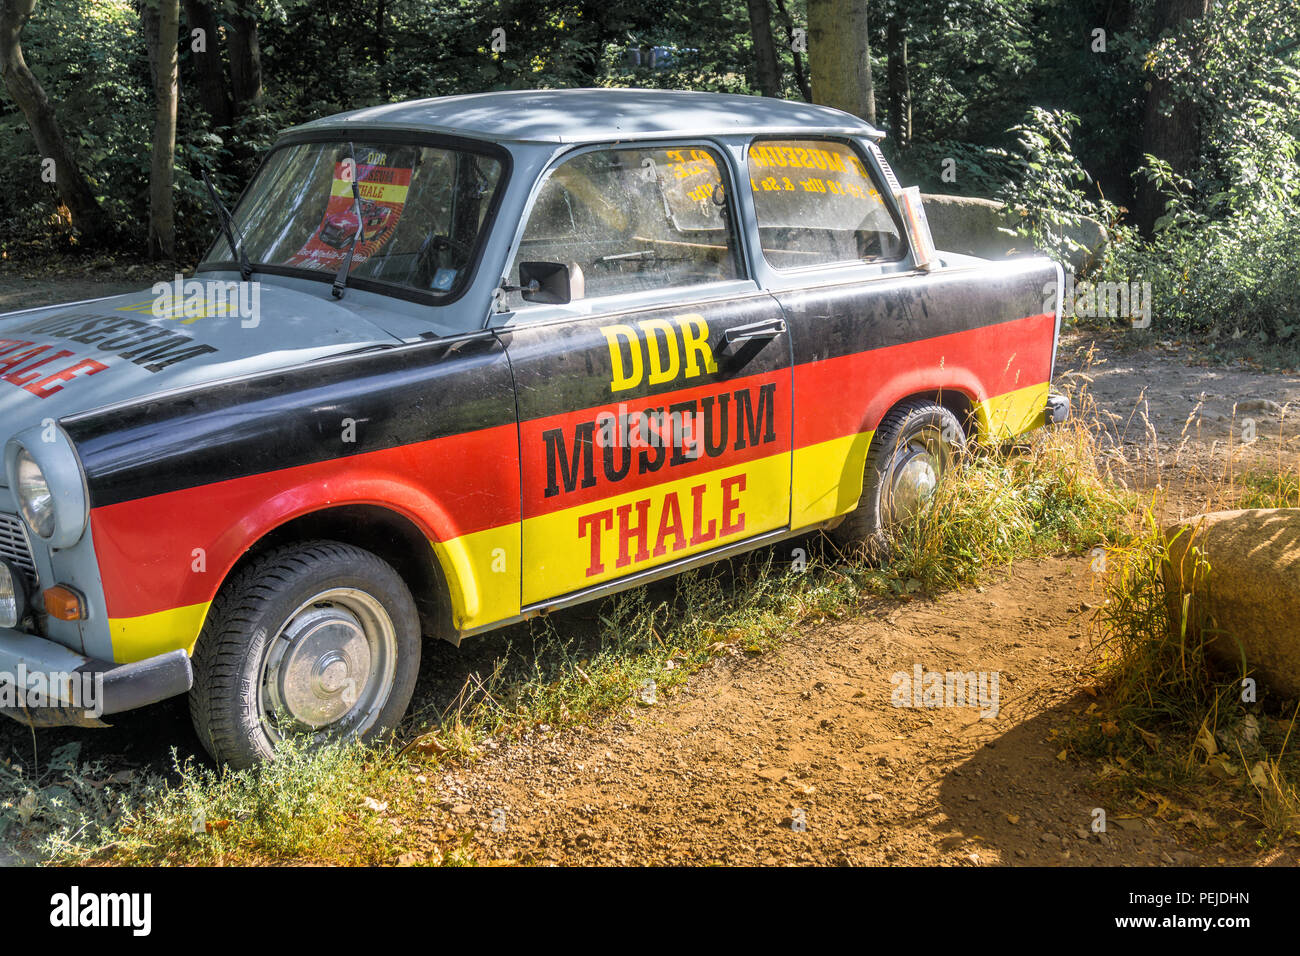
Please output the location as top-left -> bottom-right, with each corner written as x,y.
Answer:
86,441 -> 522,662
61,333 -> 521,663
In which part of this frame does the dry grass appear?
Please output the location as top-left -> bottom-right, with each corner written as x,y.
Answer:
1065,346 -> 1300,846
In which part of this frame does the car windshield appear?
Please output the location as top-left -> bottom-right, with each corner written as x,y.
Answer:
201,140 -> 503,298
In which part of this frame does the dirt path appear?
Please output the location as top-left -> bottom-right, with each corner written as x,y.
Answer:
407,557 -> 1128,865
400,554 -> 1295,867
0,273 -> 153,314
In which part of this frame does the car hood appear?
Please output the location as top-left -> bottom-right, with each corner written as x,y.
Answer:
0,282 -> 402,436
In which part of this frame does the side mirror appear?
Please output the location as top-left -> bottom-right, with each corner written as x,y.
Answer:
518,261 -> 571,305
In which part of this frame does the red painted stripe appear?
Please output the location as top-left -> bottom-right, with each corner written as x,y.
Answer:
91,422 -> 520,618
793,311 -> 1055,446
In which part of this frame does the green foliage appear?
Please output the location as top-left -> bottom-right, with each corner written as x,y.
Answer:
0,0 -> 149,250
1086,502 -> 1300,840
988,107 -> 1120,266
1,735 -> 415,865
0,0 -> 1297,363
1093,0 -> 1300,353
889,403 -> 1134,592
891,139 -> 1011,197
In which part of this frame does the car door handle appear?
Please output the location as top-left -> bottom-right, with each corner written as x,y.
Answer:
724,318 -> 787,344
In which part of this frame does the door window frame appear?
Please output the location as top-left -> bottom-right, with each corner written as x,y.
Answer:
488,138 -> 756,329
744,134 -> 911,276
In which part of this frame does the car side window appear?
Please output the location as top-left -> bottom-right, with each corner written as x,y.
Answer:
746,138 -> 904,270
503,145 -> 740,310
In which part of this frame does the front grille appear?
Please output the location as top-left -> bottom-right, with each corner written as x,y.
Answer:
0,513 -> 38,593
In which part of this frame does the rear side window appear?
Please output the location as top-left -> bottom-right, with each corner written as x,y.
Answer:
746,139 -> 903,269
503,145 -> 740,308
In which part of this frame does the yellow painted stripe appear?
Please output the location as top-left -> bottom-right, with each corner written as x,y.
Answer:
521,452 -> 791,606
432,523 -> 521,631
976,381 -> 1050,441
108,601 -> 211,662
105,527 -> 522,661
330,179 -> 410,204
792,430 -> 875,527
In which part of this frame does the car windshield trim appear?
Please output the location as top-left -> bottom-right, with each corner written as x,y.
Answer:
197,129 -> 512,307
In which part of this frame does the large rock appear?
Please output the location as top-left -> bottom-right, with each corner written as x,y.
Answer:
1162,509 -> 1300,698
921,193 -> 1106,272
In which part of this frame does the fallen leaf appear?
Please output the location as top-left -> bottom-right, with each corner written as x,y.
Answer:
1249,761 -> 1270,789
1195,724 -> 1218,757
401,734 -> 449,757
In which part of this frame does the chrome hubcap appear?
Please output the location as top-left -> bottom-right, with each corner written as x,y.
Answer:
885,425 -> 953,525
261,588 -> 397,738
892,449 -> 939,519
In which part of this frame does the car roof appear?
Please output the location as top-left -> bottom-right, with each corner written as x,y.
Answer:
288,88 -> 883,145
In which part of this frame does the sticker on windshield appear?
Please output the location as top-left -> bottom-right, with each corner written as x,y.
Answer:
286,155 -> 411,270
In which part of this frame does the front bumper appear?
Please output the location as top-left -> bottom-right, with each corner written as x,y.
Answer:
0,627 -> 192,728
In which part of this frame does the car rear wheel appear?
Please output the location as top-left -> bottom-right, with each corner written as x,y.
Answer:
831,399 -> 966,557
189,541 -> 421,768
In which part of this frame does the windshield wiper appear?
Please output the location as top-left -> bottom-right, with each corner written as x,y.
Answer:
201,170 -> 252,281
332,142 -> 365,300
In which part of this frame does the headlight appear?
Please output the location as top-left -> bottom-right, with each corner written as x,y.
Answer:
0,560 -> 27,628
4,428 -> 89,550
15,449 -> 54,538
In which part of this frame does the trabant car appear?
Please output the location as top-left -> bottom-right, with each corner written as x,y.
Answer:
0,90 -> 1066,766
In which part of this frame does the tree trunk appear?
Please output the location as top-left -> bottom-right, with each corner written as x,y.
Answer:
375,0 -> 388,98
745,0 -> 782,97
145,0 -> 180,260
575,2 -> 627,86
1134,0 -> 1209,234
182,0 -> 231,128
886,15 -> 910,147
771,0 -> 810,102
808,0 -> 875,123
0,0 -> 111,242
227,0 -> 262,113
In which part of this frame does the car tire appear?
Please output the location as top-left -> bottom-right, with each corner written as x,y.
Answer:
189,540 -> 421,768
830,399 -> 967,558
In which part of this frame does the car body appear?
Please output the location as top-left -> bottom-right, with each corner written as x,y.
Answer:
0,89 -> 1066,763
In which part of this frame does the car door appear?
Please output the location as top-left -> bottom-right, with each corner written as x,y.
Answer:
492,142 -> 793,609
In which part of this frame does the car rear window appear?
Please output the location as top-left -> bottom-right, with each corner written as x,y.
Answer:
746,139 -> 903,270
503,145 -> 741,309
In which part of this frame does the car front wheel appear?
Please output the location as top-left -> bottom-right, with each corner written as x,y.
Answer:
189,541 -> 421,768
